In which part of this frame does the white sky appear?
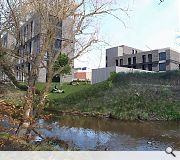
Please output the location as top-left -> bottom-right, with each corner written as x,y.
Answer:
74,0 -> 180,69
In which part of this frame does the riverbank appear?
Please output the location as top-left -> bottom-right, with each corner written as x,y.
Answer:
0,135 -> 76,151
46,71 -> 180,121
0,71 -> 180,150
0,91 -> 77,151
1,71 -> 180,121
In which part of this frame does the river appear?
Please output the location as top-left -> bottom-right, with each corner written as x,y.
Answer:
37,115 -> 180,151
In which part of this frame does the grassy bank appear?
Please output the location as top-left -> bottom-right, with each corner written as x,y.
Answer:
35,81 -> 91,99
47,71 -> 180,120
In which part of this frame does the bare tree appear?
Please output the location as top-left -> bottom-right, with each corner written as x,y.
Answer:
0,0 -> 127,137
159,0 -> 165,5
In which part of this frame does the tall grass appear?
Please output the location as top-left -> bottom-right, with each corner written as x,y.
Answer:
47,70 -> 180,120
112,70 -> 180,86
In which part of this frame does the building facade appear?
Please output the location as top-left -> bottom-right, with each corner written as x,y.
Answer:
73,67 -> 92,81
17,14 -> 74,82
1,32 -> 16,81
92,45 -> 180,84
1,14 -> 74,83
106,45 -> 142,67
106,46 -> 180,72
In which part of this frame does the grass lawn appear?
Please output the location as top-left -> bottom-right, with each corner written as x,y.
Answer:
35,82 -> 91,100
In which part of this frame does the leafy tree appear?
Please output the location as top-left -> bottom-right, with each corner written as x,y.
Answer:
53,53 -> 71,76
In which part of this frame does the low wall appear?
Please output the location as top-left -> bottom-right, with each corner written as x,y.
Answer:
92,66 -> 152,84
91,66 -> 116,84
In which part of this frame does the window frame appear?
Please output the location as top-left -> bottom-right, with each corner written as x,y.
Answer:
142,55 -> 146,63
159,52 -> 166,61
148,54 -> 152,62
128,58 -> 131,65
159,63 -> 166,71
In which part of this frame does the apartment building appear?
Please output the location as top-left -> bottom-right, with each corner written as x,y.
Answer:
92,45 -> 180,84
19,14 -> 74,82
107,46 -> 180,72
106,45 -> 143,67
1,14 -> 74,83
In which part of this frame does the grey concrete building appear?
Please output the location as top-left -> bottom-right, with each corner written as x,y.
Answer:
106,45 -> 142,67
107,46 -> 180,72
7,14 -> 74,82
92,45 -> 180,84
1,33 -> 15,49
0,32 -> 16,81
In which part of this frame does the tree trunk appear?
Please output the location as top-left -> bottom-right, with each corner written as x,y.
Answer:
16,86 -> 34,137
34,69 -> 53,118
16,66 -> 38,137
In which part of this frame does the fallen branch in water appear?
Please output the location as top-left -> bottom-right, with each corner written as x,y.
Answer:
32,128 -> 45,140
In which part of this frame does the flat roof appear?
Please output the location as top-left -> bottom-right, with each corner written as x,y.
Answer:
107,45 -> 180,54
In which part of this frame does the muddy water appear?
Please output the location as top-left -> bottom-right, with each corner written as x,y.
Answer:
39,115 -> 180,151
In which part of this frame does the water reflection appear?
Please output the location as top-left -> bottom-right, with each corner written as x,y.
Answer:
38,116 -> 180,151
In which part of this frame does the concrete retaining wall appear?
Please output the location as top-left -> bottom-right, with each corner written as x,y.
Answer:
92,66 -> 152,84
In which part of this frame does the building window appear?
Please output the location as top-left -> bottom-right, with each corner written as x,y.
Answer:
24,25 -> 28,42
54,39 -> 61,49
23,44 -> 27,53
57,31 -> 62,38
17,72 -> 19,80
142,55 -> 146,63
3,36 -> 7,47
120,59 -> 123,66
30,21 -> 34,37
28,63 -> 31,72
34,37 -> 40,53
148,64 -> 152,71
159,52 -> 166,61
82,67 -> 87,70
106,56 -> 108,67
135,50 -> 138,54
132,50 -> 134,54
116,59 -> 118,66
128,58 -> 131,65
133,57 -> 136,64
142,65 -> 146,70
29,42 -> 32,53
22,72 -> 24,82
159,63 -> 166,71
148,54 -> 152,62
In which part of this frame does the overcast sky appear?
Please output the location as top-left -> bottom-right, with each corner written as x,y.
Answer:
74,0 -> 180,69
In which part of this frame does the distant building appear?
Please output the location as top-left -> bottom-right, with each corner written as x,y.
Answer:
113,47 -> 180,72
106,45 -> 142,67
73,67 -> 91,81
92,45 -> 180,84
